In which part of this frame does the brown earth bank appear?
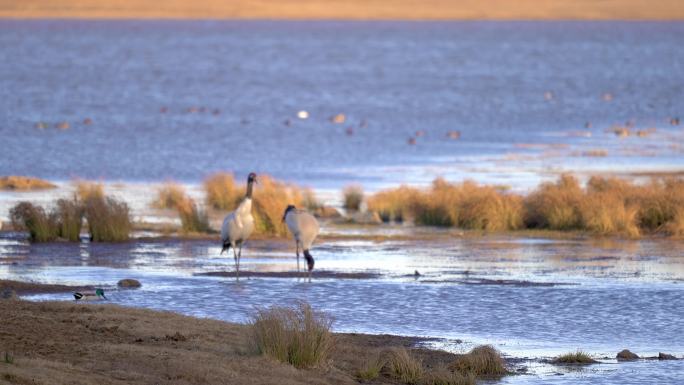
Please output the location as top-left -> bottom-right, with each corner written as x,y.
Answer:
1,279 -> 93,296
0,0 -> 682,20
0,296 -> 485,385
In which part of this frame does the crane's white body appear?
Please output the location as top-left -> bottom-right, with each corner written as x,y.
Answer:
221,198 -> 255,247
284,209 -> 319,273
220,173 -> 257,279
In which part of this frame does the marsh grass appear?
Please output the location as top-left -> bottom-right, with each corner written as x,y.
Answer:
204,173 -> 242,210
83,195 -> 131,242
9,202 -> 58,242
250,301 -> 334,369
74,181 -> 104,201
54,198 -> 83,241
422,365 -> 475,385
343,185 -> 364,212
0,176 -> 56,190
384,347 -> 423,384
203,172 -> 307,236
368,175 -> 684,237
153,182 -> 187,209
176,198 -> 211,233
356,354 -> 386,381
552,350 -> 597,364
3,352 -> 13,364
450,345 -> 507,377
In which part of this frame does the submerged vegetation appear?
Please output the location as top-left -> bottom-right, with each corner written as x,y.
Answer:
250,301 -> 334,369
367,175 -> 684,237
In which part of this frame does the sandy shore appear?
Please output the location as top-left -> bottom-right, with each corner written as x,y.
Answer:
0,280 -> 471,385
0,0 -> 682,20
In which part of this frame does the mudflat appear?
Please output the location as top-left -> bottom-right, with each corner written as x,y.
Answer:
0,295 -> 460,385
0,0 -> 682,20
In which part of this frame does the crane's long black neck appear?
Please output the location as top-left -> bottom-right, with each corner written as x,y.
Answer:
246,180 -> 254,199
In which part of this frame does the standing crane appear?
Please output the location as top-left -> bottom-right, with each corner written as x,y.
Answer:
221,172 -> 257,279
282,204 -> 319,281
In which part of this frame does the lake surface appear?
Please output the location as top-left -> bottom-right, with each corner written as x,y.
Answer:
1,21 -> 683,190
1,231 -> 683,384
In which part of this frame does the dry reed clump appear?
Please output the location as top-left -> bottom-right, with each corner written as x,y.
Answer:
421,365 -> 475,385
176,197 -> 211,233
9,202 -> 58,242
0,176 -> 56,190
450,345 -> 507,377
524,174 -> 583,230
456,182 -> 523,231
355,353 -> 386,381
343,185 -> 364,212
367,185 -> 422,223
153,182 -> 187,209
250,301 -> 334,369
383,347 -> 424,384
74,180 -> 105,201
54,198 -> 83,241
83,195 -> 131,242
203,172 -> 242,210
551,350 -> 597,364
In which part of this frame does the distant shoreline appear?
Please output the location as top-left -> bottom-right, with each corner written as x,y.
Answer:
0,0 -> 682,21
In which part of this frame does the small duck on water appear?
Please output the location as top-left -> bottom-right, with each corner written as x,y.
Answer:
73,288 -> 107,301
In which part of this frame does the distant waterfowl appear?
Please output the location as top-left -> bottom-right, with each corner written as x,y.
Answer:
297,110 -> 309,119
284,118 -> 292,127
408,137 -> 416,145
671,117 -> 680,126
35,122 -> 47,129
602,92 -> 613,102
544,91 -> 554,100
221,172 -> 257,279
447,130 -> 461,139
83,118 -> 93,125
585,121 -> 592,129
56,122 -> 69,130
345,126 -> 354,136
331,113 -> 346,124
283,205 -> 319,280
74,288 -> 107,301
160,106 -> 168,113
212,109 -> 221,116
415,130 -> 425,137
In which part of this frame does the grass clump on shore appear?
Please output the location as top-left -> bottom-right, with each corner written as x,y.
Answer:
356,354 -> 385,381
9,202 -> 58,242
153,182 -> 187,209
343,185 -> 364,212
83,195 -> 131,242
450,345 -> 507,377
74,180 -> 105,201
203,172 -> 308,236
384,347 -> 424,384
422,365 -> 475,385
0,176 -> 56,191
176,197 -> 211,233
54,198 -> 83,241
251,301 -> 334,369
551,350 -> 597,364
367,174 -> 684,237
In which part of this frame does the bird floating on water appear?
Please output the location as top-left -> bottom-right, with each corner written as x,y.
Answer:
221,172 -> 257,280
283,205 -> 320,281
74,288 -> 107,301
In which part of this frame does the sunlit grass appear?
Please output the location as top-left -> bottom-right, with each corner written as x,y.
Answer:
384,347 -> 423,384
342,185 -> 364,212
83,195 -> 131,242
0,176 -> 56,190
450,345 -> 507,377
552,350 -> 597,364
153,182 -> 187,209
9,202 -> 58,242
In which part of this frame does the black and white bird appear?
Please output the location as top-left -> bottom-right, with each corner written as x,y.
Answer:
282,205 -> 319,280
221,172 -> 257,279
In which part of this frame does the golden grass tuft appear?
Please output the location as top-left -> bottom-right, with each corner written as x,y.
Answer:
450,345 -> 507,377
384,347 -> 424,384
153,182 -> 187,209
74,180 -> 105,201
250,301 -> 334,369
524,174 -> 583,230
367,185 -> 422,223
0,176 -> 56,191
54,198 -> 83,241
204,172 -> 242,211
176,197 -> 211,233
551,350 -> 597,364
9,202 -> 58,242
83,195 -> 131,242
422,365 -> 475,385
343,185 -> 364,212
356,354 -> 386,381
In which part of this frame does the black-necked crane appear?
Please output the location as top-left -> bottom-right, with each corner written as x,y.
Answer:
221,172 -> 257,279
282,205 -> 319,280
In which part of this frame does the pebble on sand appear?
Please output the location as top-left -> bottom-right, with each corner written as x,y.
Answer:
117,279 -> 141,289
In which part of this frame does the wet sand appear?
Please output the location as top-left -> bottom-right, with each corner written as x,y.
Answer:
1,0 -> 682,20
0,293 -> 473,385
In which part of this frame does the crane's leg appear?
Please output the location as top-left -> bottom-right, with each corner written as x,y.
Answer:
237,243 -> 243,276
232,246 -> 239,281
296,240 -> 300,272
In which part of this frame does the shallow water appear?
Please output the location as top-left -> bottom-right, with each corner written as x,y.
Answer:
1,21 -> 683,190
1,232 -> 682,383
